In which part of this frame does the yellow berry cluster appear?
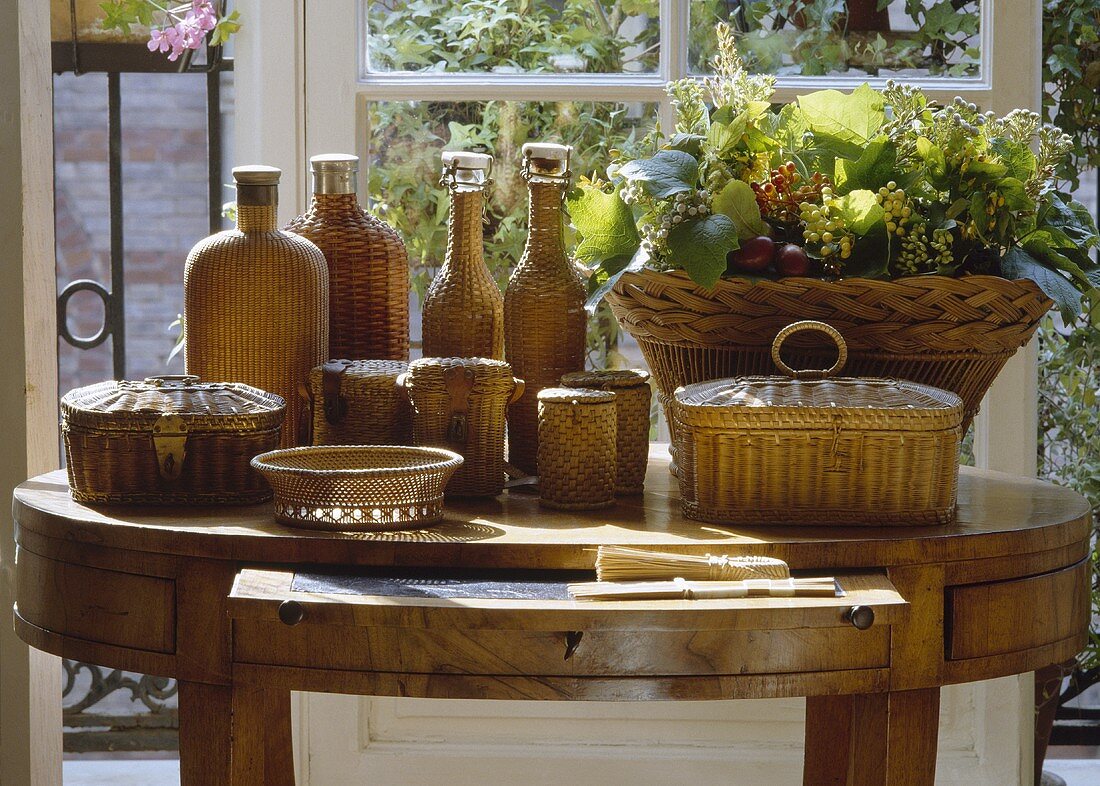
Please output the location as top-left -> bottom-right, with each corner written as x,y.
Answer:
876,182 -> 912,237
799,187 -> 853,260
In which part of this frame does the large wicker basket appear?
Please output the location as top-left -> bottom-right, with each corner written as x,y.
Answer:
606,270 -> 1051,432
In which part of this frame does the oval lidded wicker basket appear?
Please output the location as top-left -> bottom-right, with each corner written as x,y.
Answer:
606,270 -> 1051,433
251,445 -> 463,531
673,321 -> 964,526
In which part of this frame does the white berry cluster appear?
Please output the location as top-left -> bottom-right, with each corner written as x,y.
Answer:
635,188 -> 712,257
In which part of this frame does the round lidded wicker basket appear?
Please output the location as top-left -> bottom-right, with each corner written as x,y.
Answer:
673,321 -> 964,526
606,269 -> 1051,434
306,359 -> 410,446
536,387 -> 617,510
62,375 -> 286,505
560,369 -> 651,495
401,357 -> 523,497
251,445 -> 463,531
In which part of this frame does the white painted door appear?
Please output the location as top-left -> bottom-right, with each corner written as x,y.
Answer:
232,1 -> 1044,782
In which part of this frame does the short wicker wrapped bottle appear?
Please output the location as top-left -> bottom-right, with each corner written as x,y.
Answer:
536,387 -> 617,510
422,152 -> 504,360
504,143 -> 587,475
184,165 -> 328,447
285,154 -> 410,361
306,359 -> 410,446
561,369 -> 651,495
400,357 -> 523,497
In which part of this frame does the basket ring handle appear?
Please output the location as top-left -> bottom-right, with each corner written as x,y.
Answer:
143,374 -> 201,386
770,320 -> 848,380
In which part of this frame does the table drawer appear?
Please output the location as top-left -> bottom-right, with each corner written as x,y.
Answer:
15,547 -> 176,654
229,569 -> 906,677
947,559 -> 1090,660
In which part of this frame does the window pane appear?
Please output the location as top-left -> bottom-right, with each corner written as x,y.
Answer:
365,99 -> 656,368
690,0 -> 981,78
363,1 -> 659,74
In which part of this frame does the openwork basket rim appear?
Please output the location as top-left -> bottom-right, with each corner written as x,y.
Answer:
252,445 -> 464,479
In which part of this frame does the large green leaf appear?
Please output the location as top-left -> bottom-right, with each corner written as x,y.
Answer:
989,138 -> 1036,181
835,138 -> 896,194
565,184 -> 640,265
619,150 -> 698,199
712,180 -> 768,240
707,111 -> 749,155
797,84 -> 885,159
1044,192 -> 1100,250
997,178 -> 1032,211
666,214 -> 739,290
834,190 -> 885,235
1001,246 -> 1082,323
584,247 -> 648,313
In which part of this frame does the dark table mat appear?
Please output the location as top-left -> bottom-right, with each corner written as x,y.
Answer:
292,568 -> 594,601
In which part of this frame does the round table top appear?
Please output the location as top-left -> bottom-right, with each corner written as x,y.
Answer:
14,447 -> 1091,571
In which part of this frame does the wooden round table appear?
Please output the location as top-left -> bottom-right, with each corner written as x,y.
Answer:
12,450 -> 1091,785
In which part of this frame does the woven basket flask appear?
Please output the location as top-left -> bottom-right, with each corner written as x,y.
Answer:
561,369 -> 651,495
401,357 -> 523,496
504,143 -> 587,475
673,320 -> 964,526
422,152 -> 504,360
62,375 -> 285,505
606,269 -> 1051,435
184,165 -> 328,448
306,359 -> 410,446
252,445 -> 463,532
537,387 -> 617,510
285,154 -> 410,361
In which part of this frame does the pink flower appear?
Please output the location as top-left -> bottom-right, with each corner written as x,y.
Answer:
146,1 -> 219,60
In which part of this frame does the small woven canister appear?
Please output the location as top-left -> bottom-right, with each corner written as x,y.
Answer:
306,359 -> 410,446
536,387 -> 617,510
561,369 -> 651,495
401,357 -> 523,497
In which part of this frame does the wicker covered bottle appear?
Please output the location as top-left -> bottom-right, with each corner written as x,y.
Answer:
184,165 -> 329,448
504,143 -> 586,474
285,154 -> 410,360
422,151 -> 504,360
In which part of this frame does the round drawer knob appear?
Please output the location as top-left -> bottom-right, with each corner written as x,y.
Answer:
846,605 -> 875,630
278,599 -> 305,626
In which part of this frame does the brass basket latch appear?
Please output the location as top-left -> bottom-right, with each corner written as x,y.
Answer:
322,360 -> 353,425
152,414 -> 188,481
443,365 -> 475,444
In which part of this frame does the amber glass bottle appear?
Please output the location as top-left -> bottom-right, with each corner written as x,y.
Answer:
504,143 -> 586,475
421,151 -> 504,360
184,165 -> 329,447
285,154 -> 409,361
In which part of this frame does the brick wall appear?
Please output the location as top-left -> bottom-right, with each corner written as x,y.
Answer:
54,71 -> 234,395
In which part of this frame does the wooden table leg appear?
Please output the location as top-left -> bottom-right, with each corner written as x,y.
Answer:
804,688 -> 940,786
230,683 -> 296,786
178,681 -> 232,786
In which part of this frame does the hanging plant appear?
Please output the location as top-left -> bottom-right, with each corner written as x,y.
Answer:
99,1 -> 241,61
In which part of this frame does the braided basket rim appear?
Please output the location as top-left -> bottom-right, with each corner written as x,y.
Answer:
607,269 -> 1053,353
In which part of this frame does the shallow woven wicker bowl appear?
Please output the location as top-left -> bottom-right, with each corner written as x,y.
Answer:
606,269 -> 1051,433
251,445 -> 463,532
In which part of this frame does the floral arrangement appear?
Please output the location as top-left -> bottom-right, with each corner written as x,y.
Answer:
569,24 -> 1099,322
100,1 -> 240,62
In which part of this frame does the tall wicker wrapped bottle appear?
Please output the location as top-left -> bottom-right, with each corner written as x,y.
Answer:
504,143 -> 586,474
422,151 -> 504,360
285,154 -> 409,360
184,165 -> 329,448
